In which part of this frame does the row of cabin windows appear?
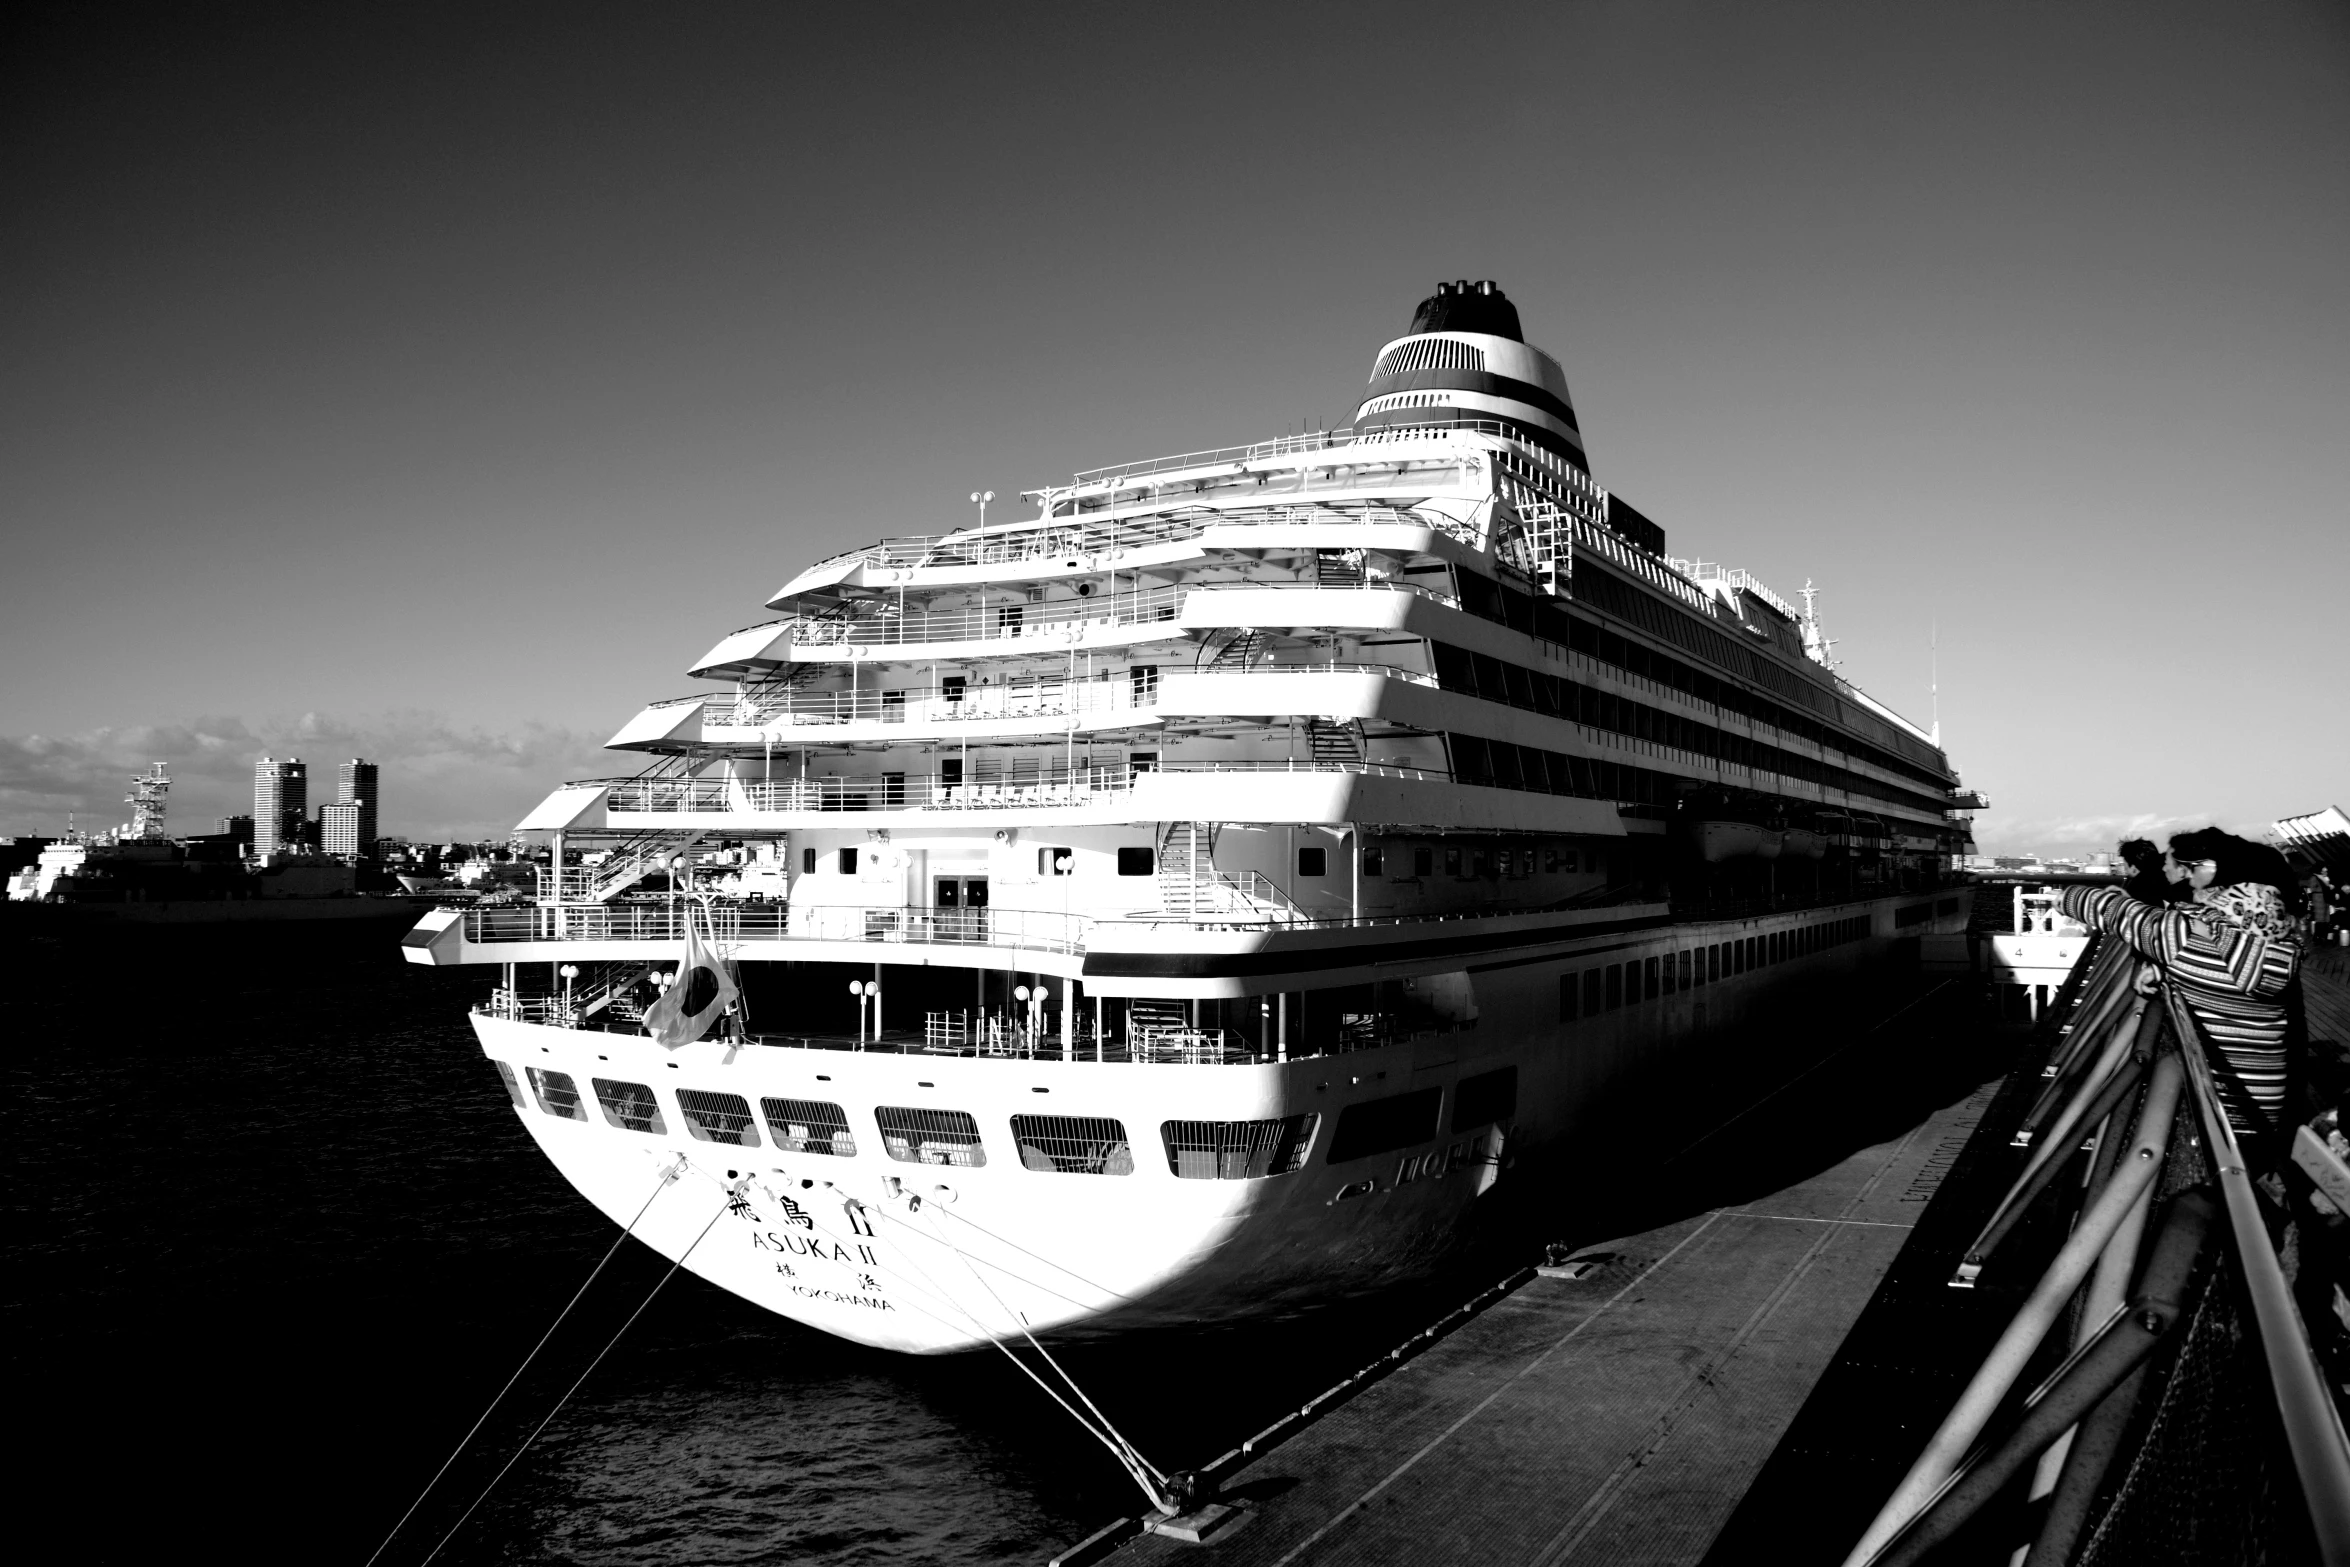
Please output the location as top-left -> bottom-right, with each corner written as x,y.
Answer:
803,845 -> 1158,876
492,1064 -> 1525,1174
493,1066 -> 1321,1178
1556,914 -> 1872,1021
1450,565 -> 1949,789
796,841 -> 1584,883
1429,639 -> 1950,819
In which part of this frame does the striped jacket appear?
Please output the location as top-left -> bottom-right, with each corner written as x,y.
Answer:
2061,883 -> 2302,1141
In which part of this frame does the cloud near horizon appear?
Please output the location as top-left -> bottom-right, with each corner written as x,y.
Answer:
1971,809 -> 2281,859
0,711 -> 612,841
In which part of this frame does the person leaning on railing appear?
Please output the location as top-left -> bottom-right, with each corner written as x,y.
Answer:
2062,827 -> 2307,1164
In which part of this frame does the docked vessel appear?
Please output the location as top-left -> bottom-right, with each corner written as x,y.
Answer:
404,282 -> 1979,1353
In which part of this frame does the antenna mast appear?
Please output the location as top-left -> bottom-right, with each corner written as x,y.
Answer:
1930,618 -> 1940,747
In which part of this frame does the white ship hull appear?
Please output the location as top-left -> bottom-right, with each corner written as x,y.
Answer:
477,896 -> 1960,1353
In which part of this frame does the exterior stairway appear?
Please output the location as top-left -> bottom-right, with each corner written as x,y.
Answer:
1315,548 -> 1366,586
1155,820 -> 1305,922
1307,717 -> 1362,763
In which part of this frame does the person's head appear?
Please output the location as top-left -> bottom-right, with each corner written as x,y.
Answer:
2118,838 -> 2163,872
2165,827 -> 2303,911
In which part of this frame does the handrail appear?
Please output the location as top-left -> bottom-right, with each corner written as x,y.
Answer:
2161,983 -> 2350,1558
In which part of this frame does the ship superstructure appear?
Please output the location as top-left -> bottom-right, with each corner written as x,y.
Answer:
405,282 -> 1978,1353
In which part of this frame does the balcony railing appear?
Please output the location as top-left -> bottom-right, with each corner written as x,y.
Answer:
595,757 -> 1450,815
653,660 -> 1440,736
790,579 -> 1460,650
464,901 -> 1090,955
1057,418 -> 1520,492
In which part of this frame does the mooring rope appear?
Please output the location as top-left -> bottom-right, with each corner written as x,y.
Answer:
413,1184 -> 737,1566
850,1193 -> 1168,1509
362,1155 -> 685,1567
909,1202 -> 1170,1502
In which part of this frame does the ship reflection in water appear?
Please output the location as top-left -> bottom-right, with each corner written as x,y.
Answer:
12,918 -> 2003,1564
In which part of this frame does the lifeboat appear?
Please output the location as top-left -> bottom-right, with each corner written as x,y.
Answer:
1694,820 -> 1783,862
1780,829 -> 1826,860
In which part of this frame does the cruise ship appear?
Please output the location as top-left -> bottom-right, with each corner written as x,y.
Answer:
403,282 -> 1980,1354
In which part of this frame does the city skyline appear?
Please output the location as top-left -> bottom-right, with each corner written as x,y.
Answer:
3,4 -> 2343,852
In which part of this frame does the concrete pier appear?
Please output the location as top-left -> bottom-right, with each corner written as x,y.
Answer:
1085,1068 -> 2007,1567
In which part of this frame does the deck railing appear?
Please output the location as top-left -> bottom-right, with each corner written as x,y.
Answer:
593,757 -> 1451,816
793,501 -> 1456,579
789,578 -> 1460,649
651,660 -> 1441,735
465,901 -> 1091,955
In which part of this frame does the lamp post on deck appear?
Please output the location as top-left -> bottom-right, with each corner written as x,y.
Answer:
970,490 -> 994,528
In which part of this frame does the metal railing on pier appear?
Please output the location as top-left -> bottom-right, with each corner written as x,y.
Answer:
1840,936 -> 2350,1567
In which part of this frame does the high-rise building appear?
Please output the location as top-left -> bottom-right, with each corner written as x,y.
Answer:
338,758 -> 379,855
320,801 -> 363,859
253,757 -> 306,855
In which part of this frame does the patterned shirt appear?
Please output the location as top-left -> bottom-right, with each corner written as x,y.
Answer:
2062,882 -> 2302,1141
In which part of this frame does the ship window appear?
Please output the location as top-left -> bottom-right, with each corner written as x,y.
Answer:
1328,1089 -> 1443,1164
525,1067 -> 587,1122
1605,965 -> 1623,1010
1558,972 -> 1579,1021
1298,846 -> 1326,877
876,1105 -> 986,1166
1117,847 -> 1154,876
1644,957 -> 1660,999
676,1089 -> 760,1146
1452,1067 -> 1517,1132
762,1097 -> 856,1156
491,1059 -> 524,1107
1582,969 -> 1603,1015
1413,846 -> 1433,877
837,847 -> 857,875
591,1078 -> 666,1134
1011,1114 -> 1133,1175
1162,1114 -> 1319,1179
802,847 -> 817,874
1445,846 -> 1463,877
1037,846 -> 1075,877
1361,846 -> 1383,876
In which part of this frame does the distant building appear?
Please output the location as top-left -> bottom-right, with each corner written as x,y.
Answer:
253,757 -> 307,855
337,758 -> 379,855
320,800 -> 364,859
216,815 -> 254,847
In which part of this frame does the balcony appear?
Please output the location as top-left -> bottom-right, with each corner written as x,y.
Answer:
464,901 -> 1090,956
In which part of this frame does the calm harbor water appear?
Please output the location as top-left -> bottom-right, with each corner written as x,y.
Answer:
7,912 -> 2004,1566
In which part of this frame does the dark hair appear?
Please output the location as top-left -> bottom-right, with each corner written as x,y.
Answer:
2118,838 -> 2163,871
2167,827 -> 2303,912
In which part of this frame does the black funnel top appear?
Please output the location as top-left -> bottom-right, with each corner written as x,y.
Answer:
1408,279 -> 1522,341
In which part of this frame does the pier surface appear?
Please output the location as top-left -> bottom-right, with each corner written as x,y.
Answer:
1103,1073 -> 2001,1567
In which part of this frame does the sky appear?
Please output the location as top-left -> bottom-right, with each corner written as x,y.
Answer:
3,1 -> 2344,848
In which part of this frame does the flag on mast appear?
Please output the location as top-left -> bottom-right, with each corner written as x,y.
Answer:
644,900 -> 740,1049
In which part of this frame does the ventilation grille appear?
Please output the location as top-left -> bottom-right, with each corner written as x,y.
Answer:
1011,1115 -> 1135,1175
677,1089 -> 760,1147
593,1078 -> 667,1135
525,1067 -> 586,1122
763,1097 -> 856,1156
1161,1114 -> 1320,1179
1372,338 -> 1488,379
876,1105 -> 987,1167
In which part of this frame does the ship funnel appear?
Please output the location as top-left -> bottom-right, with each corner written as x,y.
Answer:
1356,281 -> 1586,472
